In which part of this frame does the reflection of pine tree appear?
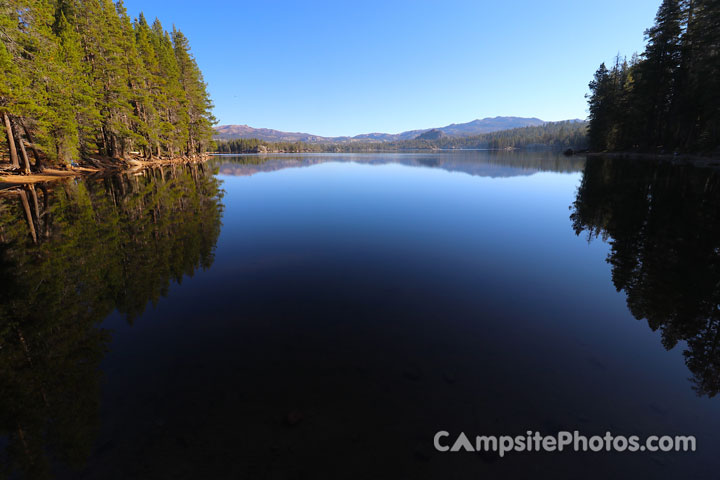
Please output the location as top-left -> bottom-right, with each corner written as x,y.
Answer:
0,163 -> 223,478
686,314 -> 720,397
572,156 -> 720,397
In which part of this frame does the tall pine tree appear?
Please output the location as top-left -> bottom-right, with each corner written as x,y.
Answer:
0,0 -> 216,172
587,0 -> 720,153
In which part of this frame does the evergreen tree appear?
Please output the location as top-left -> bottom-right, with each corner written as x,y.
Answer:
637,0 -> 684,148
172,27 -> 216,155
586,0 -> 720,153
681,0 -> 720,150
586,63 -> 612,151
133,12 -> 161,157
0,0 -> 215,172
150,18 -> 187,157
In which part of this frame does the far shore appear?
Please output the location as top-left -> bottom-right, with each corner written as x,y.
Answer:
0,155 -> 210,189
212,148 -> 720,169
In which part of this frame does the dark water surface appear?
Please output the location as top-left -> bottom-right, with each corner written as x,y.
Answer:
1,152 -> 719,479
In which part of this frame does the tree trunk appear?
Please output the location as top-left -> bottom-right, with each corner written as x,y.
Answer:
28,185 -> 40,226
20,119 -> 44,171
119,175 -> 127,198
108,178 -> 118,207
100,125 -> 109,157
38,185 -> 50,238
3,112 -> 19,168
16,127 -> 32,174
16,424 -> 31,462
19,190 -> 37,244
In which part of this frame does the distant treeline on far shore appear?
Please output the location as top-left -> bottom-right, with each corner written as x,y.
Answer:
214,121 -> 589,153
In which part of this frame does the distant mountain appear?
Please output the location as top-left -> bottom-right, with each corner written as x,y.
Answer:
439,116 -> 544,136
213,125 -> 333,142
415,129 -> 447,141
214,116 -> 549,143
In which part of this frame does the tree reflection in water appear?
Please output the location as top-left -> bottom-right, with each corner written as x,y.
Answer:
571,156 -> 720,397
0,163 -> 224,479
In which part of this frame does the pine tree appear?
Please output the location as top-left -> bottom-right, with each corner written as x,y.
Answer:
0,0 -> 53,172
636,0 -> 684,149
587,63 -> 612,151
586,0 -> 720,153
0,0 -> 214,173
682,0 -> 720,150
43,11 -> 81,163
133,12 -> 161,157
151,19 -> 186,157
172,27 -> 215,155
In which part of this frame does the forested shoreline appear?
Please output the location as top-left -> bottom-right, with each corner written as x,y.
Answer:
1,0 -> 215,175
586,0 -> 719,154
214,121 -> 589,154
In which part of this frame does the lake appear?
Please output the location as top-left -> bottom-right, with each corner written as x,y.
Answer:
0,151 -> 719,479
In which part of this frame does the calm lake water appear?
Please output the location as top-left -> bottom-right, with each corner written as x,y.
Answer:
1,151 -> 719,479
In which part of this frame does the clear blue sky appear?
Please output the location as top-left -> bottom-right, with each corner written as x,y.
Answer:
122,0 -> 660,136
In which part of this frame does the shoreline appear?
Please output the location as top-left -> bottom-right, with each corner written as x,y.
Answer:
0,155 -> 210,189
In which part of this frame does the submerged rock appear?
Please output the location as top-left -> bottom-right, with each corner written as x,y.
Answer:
284,410 -> 304,427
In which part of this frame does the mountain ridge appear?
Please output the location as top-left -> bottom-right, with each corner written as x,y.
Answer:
214,116 -> 548,143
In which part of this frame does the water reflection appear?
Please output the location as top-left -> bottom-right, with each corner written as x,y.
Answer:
210,150 -> 586,178
571,156 -> 720,397
3,151 -> 719,479
0,163 -> 224,478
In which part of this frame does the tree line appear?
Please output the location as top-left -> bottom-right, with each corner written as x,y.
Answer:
214,121 -> 589,153
587,0 -> 720,153
0,0 -> 215,173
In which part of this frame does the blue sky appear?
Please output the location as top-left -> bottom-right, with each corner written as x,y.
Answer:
122,0 -> 660,136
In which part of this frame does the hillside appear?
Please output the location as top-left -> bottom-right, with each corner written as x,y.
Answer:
214,116 -> 550,143
213,125 -> 333,142
415,129 -> 447,141
215,120 -> 589,153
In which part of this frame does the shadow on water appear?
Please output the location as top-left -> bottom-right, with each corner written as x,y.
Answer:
0,163 -> 224,479
571,156 -> 720,397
